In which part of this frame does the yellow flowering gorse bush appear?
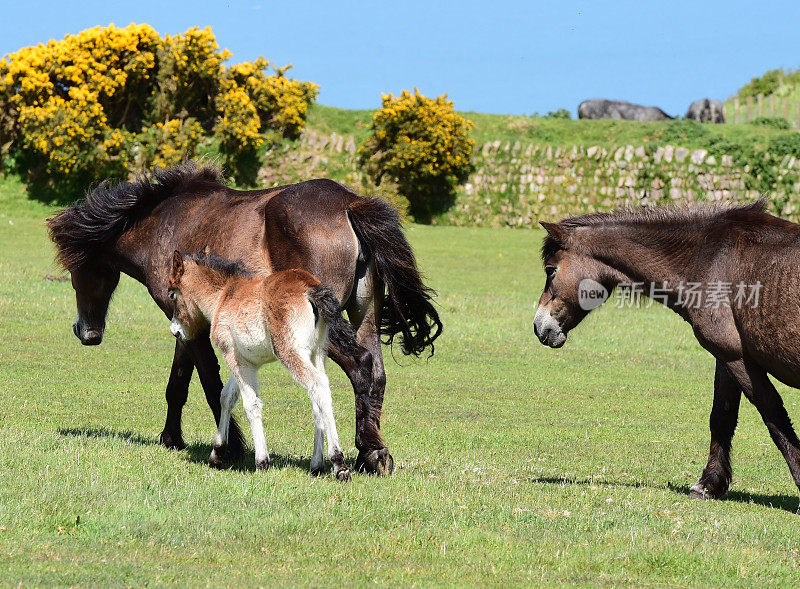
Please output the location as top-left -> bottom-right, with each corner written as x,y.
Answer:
154,26 -> 230,125
214,58 -> 317,181
18,95 -> 130,178
137,118 -> 203,169
0,23 -> 317,195
359,88 -> 474,221
0,24 -> 159,185
215,86 -> 263,153
221,59 -> 319,140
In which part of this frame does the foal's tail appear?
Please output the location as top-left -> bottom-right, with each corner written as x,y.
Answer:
308,285 -> 369,364
346,197 -> 442,357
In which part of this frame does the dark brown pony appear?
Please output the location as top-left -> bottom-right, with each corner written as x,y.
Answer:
47,161 -> 442,473
535,202 -> 800,508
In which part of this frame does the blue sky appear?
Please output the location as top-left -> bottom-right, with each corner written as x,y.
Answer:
2,0 -> 799,117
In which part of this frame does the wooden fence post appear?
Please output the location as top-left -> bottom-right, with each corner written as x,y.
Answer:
757,94 -> 764,118
733,98 -> 740,124
746,96 -> 753,123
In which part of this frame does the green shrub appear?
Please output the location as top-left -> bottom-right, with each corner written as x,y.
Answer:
358,88 -> 474,222
750,116 -> 791,130
737,69 -> 800,99
766,132 -> 800,158
651,119 -> 711,145
545,108 -> 571,120
706,136 -> 748,162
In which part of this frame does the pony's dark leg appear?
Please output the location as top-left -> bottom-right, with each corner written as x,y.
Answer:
159,340 -> 194,450
187,334 -> 246,462
353,310 -> 393,475
690,360 -> 742,500
727,358 -> 800,510
328,262 -> 393,475
329,331 -> 391,475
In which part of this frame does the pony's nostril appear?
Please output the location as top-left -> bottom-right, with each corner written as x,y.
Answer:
72,322 -> 81,339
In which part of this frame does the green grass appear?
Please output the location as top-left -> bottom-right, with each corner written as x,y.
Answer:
306,104 -> 374,144
3,178 -> 800,586
307,103 -> 798,149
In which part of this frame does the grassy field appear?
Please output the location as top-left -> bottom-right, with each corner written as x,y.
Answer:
3,179 -> 800,586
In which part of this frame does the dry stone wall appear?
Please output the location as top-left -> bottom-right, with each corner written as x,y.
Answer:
285,132 -> 800,227
447,140 -> 800,227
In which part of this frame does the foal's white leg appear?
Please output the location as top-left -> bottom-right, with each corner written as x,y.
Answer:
301,348 -> 349,481
230,361 -> 270,470
310,413 -> 325,475
209,376 -> 241,467
272,307 -> 349,480
309,347 -> 326,474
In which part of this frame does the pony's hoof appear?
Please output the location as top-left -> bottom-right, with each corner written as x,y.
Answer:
310,463 -> 324,476
689,483 -> 711,500
689,481 -> 727,501
256,457 -> 271,471
209,446 -> 228,469
355,448 -> 394,476
159,430 -> 186,451
335,467 -> 351,482
689,479 -> 727,501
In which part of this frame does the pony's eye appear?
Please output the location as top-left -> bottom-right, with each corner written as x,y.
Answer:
545,266 -> 557,279
168,290 -> 176,301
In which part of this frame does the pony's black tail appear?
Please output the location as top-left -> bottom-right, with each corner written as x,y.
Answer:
308,285 -> 369,363
346,197 -> 442,357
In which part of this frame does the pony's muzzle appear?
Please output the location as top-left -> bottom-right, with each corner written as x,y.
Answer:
533,307 -> 567,348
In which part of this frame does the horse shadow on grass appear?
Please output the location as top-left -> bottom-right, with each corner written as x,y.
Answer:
58,427 -> 159,447
57,426 -> 335,475
184,440 -> 315,473
529,476 -> 798,514
667,482 -> 798,514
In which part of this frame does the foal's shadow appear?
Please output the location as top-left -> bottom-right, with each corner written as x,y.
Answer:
529,475 -> 798,514
58,427 -> 319,474
184,441 -> 315,473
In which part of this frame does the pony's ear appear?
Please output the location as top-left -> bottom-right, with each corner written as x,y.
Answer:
539,221 -> 568,243
171,250 -> 184,280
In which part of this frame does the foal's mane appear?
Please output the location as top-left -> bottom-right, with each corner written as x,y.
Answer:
48,161 -> 226,271
183,252 -> 254,278
541,200 -> 776,261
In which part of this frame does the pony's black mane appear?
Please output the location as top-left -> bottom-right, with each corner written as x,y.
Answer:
48,161 -> 225,271
183,252 -> 254,278
541,200 -> 772,261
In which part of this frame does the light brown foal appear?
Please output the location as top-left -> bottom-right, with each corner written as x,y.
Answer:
168,250 -> 370,481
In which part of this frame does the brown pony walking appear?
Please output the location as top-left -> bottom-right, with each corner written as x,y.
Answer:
47,162 -> 441,474
534,202 -> 800,509
168,251 -> 368,480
